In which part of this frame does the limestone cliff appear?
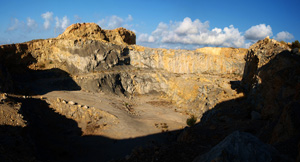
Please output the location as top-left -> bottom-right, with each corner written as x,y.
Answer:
129,46 -> 247,75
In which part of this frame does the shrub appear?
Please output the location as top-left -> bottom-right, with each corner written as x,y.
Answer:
292,40 -> 300,49
186,115 -> 197,127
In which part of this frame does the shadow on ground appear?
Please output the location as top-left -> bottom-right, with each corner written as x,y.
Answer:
20,68 -> 81,95
1,47 -> 299,161
0,97 -> 180,162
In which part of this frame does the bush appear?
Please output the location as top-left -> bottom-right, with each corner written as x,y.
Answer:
292,40 -> 300,49
186,115 -> 197,127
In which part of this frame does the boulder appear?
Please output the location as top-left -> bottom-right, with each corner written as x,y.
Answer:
104,27 -> 136,45
251,111 -> 261,120
292,48 -> 299,54
193,131 -> 288,162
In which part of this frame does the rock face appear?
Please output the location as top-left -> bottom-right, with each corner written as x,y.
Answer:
57,23 -> 136,45
193,131 -> 282,162
129,46 -> 246,75
240,37 -> 300,160
241,37 -> 291,93
0,23 -> 247,116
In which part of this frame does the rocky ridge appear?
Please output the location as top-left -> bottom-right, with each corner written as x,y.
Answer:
57,23 -> 136,45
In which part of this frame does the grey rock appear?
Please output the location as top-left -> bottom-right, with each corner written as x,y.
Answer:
251,111 -> 261,120
292,48 -> 299,54
193,131 -> 287,162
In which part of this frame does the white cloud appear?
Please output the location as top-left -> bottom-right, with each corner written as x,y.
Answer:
138,17 -> 245,48
97,15 -> 123,29
137,33 -> 155,43
41,11 -> 53,30
7,18 -> 20,31
174,17 -> 209,35
7,17 -> 38,32
26,17 -> 38,31
274,31 -> 294,41
97,15 -> 134,29
55,16 -> 70,33
108,15 -> 123,29
244,24 -> 272,40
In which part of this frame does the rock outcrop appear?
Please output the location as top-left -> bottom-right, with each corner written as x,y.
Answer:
57,23 -> 136,45
241,37 -> 291,93
238,37 -> 300,160
193,131 -> 283,162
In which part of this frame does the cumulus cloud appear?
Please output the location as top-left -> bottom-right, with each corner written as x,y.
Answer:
138,17 -> 245,48
108,15 -> 123,29
274,31 -> 294,41
244,24 -> 272,40
137,33 -> 155,43
55,16 -> 70,33
97,15 -> 133,29
41,11 -> 53,30
174,17 -> 209,35
97,15 -> 123,29
26,17 -> 38,31
7,17 -> 37,32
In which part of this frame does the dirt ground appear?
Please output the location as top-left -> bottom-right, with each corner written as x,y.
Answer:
43,90 -> 189,139
1,90 -> 189,161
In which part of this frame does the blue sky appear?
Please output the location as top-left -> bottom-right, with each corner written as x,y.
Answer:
0,0 -> 299,49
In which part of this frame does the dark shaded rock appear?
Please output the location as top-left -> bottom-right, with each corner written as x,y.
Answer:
193,131 -> 289,162
251,111 -> 261,120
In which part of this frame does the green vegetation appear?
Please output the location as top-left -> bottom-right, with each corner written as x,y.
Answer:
186,115 -> 197,127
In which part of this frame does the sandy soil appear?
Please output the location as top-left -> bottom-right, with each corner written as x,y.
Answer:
43,90 -> 188,139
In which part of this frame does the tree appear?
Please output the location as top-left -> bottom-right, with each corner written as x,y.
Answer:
292,40 -> 300,49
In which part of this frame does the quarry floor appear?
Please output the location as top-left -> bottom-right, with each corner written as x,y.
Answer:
9,90 -> 190,161
43,90 -> 189,139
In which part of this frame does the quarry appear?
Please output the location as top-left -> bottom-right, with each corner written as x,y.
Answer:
0,23 -> 299,162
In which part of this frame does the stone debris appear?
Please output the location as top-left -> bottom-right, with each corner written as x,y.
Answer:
68,101 -> 75,105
